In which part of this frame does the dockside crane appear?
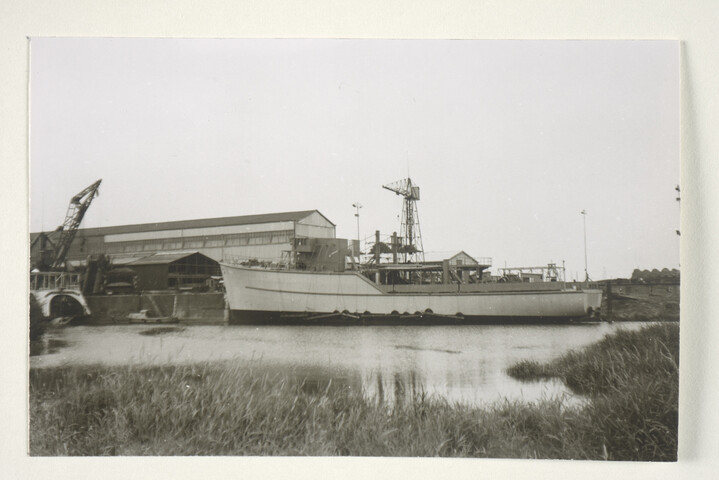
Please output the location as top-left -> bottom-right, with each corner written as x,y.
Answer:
29,179 -> 102,325
32,179 -> 102,271
382,177 -> 424,263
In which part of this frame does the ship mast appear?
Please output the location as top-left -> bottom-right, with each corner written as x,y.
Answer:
382,177 -> 424,263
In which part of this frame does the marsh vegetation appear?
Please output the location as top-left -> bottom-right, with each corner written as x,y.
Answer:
29,323 -> 678,460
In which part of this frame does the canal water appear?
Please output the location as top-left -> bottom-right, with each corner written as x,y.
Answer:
30,323 -> 648,407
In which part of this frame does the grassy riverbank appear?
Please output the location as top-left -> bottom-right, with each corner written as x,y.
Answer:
508,322 -> 679,461
29,323 -> 679,460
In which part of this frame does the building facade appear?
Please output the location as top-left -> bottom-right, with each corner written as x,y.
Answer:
31,210 -> 339,269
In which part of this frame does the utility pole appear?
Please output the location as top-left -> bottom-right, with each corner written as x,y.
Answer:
581,209 -> 589,282
352,203 -> 362,258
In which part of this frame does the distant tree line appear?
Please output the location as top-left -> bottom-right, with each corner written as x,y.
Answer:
629,268 -> 680,284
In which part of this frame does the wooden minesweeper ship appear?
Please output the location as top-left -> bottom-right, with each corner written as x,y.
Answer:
220,262 -> 602,325
220,178 -> 602,325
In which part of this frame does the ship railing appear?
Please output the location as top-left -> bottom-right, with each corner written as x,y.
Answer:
30,271 -> 82,291
221,254 -> 290,270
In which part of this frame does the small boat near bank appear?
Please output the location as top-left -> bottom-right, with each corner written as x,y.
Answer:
128,309 -> 179,324
220,262 -> 603,325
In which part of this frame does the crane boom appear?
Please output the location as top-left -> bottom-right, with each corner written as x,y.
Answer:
382,178 -> 420,200
50,179 -> 102,270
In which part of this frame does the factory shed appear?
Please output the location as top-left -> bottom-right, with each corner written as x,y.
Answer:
126,252 -> 220,291
31,209 -> 337,266
423,251 -> 493,283
423,251 -> 492,268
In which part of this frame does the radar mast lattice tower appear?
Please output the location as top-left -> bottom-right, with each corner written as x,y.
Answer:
382,177 -> 424,263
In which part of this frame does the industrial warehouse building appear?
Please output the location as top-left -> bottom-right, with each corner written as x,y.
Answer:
116,252 -> 221,291
30,210 -> 348,274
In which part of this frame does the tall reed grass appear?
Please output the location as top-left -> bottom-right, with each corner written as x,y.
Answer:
507,322 -> 679,461
29,323 -> 679,460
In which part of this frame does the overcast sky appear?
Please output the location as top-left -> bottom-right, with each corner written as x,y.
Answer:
30,38 -> 679,280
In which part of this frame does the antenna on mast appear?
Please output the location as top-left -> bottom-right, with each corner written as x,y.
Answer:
382,177 -> 424,263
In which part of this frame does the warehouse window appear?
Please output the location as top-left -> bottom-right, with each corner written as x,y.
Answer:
183,239 -> 205,248
272,232 -> 290,244
205,238 -> 225,247
106,244 -> 124,254
142,241 -> 163,251
249,232 -> 272,245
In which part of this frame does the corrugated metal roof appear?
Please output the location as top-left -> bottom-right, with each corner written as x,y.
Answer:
107,254 -> 154,265
32,210 -> 332,237
126,251 -> 214,266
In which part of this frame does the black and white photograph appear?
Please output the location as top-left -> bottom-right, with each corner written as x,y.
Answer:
26,38 -> 682,461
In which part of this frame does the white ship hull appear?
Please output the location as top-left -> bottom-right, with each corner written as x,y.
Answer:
220,263 -> 603,325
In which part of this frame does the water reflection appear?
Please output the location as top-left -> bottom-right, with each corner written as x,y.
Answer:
29,323 -> 647,407
29,337 -> 70,356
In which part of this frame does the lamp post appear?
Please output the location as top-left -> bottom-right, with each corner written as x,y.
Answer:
352,203 -> 362,258
581,209 -> 589,282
